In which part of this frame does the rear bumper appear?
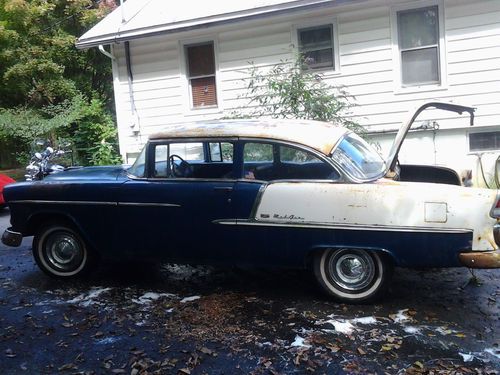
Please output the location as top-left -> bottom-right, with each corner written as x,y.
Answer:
1,228 -> 22,247
459,249 -> 500,269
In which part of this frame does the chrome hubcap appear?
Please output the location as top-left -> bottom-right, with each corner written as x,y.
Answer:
328,250 -> 375,291
45,232 -> 83,272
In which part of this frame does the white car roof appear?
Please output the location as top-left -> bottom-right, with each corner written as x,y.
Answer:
149,119 -> 349,155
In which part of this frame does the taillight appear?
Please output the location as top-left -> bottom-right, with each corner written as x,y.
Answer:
491,193 -> 500,218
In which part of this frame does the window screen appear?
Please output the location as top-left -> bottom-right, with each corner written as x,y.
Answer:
397,6 -> 440,86
297,24 -> 334,70
470,132 -> 500,152
185,42 -> 217,107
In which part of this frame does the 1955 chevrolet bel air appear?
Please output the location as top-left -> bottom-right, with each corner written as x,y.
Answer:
2,102 -> 500,302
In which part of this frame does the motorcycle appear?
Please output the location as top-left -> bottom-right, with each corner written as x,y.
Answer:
25,144 -> 69,181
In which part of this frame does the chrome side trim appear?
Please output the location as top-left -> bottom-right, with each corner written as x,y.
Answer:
213,219 -> 472,234
9,200 -> 117,206
118,202 -> 181,207
9,200 -> 181,208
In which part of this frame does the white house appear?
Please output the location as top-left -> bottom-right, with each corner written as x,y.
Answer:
76,0 -> 500,187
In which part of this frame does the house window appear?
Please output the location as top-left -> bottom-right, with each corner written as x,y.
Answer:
470,132 -> 500,152
185,42 -> 217,108
297,24 -> 335,70
397,5 -> 440,86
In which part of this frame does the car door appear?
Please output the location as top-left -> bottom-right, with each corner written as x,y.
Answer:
230,140 -> 341,267
115,140 -> 237,263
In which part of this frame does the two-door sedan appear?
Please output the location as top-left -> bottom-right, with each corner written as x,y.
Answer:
2,102 -> 500,302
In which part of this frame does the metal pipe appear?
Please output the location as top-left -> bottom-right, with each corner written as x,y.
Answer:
125,41 -> 139,133
98,44 -> 115,60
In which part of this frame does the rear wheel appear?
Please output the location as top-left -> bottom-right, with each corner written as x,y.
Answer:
33,224 -> 94,278
313,248 -> 392,303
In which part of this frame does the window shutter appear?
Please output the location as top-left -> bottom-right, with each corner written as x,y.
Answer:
191,76 -> 217,107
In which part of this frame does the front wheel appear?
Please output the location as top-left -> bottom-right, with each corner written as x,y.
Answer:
313,248 -> 392,303
33,224 -> 94,278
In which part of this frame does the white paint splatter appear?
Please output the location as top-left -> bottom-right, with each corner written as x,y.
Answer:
290,335 -> 311,348
436,327 -> 457,335
67,287 -> 112,307
326,320 -> 356,335
403,326 -> 421,335
390,309 -> 411,323
352,316 -> 377,325
323,315 -> 378,335
484,348 -> 500,360
180,295 -> 201,303
459,353 -> 474,362
132,292 -> 176,305
95,337 -> 120,345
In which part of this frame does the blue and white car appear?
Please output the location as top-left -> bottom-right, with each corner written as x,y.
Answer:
2,102 -> 499,302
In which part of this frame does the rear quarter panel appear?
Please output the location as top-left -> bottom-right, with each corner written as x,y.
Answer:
253,180 -> 498,267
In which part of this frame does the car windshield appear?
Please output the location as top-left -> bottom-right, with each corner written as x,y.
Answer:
128,146 -> 146,178
330,133 -> 386,181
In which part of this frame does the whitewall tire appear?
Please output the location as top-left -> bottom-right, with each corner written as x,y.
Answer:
313,248 -> 392,303
33,224 -> 93,278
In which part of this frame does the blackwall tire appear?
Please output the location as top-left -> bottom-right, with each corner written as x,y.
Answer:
313,248 -> 392,303
33,224 -> 94,278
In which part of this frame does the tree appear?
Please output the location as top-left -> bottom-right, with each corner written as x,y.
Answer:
0,0 -> 120,167
233,56 -> 363,133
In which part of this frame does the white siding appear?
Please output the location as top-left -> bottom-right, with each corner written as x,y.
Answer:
111,0 -> 500,184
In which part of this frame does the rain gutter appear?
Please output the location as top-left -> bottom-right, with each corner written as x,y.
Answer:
76,0 -> 369,49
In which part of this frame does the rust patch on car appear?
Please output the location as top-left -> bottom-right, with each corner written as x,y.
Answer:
459,250 -> 500,268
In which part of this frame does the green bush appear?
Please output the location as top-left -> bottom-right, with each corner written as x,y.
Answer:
0,94 -> 121,167
231,56 -> 363,133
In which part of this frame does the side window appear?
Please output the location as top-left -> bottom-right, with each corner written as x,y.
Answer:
396,5 -> 441,86
279,145 -> 339,180
243,142 -> 338,181
154,145 -> 169,177
153,141 -> 234,179
153,142 -> 203,178
169,143 -> 204,161
209,142 -> 233,162
280,145 -> 318,163
244,143 -> 273,162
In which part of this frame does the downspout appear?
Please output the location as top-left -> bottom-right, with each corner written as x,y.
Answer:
98,42 -> 140,136
118,0 -> 140,135
124,41 -> 140,134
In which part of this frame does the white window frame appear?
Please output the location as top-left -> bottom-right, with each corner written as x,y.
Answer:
179,36 -> 223,115
292,17 -> 340,74
390,0 -> 447,94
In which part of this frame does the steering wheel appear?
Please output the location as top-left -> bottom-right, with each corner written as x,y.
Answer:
169,154 -> 192,177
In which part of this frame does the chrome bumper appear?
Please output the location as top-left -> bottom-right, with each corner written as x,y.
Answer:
1,228 -> 22,247
459,249 -> 500,269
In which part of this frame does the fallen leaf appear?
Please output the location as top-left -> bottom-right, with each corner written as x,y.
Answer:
414,361 -> 424,369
